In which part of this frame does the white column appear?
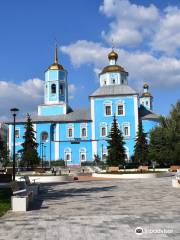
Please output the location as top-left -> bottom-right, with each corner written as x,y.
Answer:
33,124 -> 36,138
55,123 -> 59,160
134,95 -> 139,135
91,98 -> 97,159
9,125 -> 12,156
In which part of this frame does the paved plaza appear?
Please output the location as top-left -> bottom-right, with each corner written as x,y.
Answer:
0,177 -> 180,240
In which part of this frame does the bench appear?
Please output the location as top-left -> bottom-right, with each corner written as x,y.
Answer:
170,165 -> 180,172
107,167 -> 119,173
23,176 -> 39,198
172,171 -> 180,188
10,181 -> 34,212
138,166 -> 149,173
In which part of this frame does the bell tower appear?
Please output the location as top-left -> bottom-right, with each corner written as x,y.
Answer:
38,45 -> 69,116
139,83 -> 153,110
99,49 -> 128,86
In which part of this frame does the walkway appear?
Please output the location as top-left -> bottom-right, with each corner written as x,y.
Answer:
0,177 -> 180,239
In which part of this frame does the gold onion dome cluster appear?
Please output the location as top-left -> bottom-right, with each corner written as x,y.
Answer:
143,83 -> 149,89
142,83 -> 152,97
100,49 -> 128,75
108,50 -> 118,61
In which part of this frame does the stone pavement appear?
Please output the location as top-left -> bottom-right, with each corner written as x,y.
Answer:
0,177 -> 180,240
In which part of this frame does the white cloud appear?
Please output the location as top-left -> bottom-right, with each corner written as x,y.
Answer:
61,40 -> 108,67
68,84 -> 77,99
100,0 -> 159,47
61,0 -> 180,89
0,79 -> 79,119
61,40 -> 180,89
151,6 -> 180,55
0,78 -> 43,120
119,50 -> 180,88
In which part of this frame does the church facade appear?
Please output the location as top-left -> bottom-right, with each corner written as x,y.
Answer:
8,47 -> 159,166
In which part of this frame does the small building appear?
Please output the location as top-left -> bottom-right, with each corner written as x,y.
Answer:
7,47 -> 159,166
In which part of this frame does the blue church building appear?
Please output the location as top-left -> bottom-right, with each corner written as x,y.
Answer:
8,47 -> 159,166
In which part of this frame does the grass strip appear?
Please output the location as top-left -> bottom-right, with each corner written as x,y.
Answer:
0,188 -> 11,217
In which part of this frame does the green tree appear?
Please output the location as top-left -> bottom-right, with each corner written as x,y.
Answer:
149,100 -> 180,166
0,135 -> 9,167
134,119 -> 149,165
106,116 -> 126,166
19,113 -> 40,168
94,154 -> 101,165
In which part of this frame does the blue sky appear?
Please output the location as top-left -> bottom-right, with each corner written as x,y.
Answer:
0,0 -> 180,119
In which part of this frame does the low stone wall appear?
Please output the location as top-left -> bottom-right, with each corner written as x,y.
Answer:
16,175 -> 74,183
92,172 -> 173,179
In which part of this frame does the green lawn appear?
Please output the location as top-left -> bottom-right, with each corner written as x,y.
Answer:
0,188 -> 12,217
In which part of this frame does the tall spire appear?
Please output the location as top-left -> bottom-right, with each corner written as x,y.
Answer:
54,44 -> 58,64
48,44 -> 64,70
112,38 -> 115,51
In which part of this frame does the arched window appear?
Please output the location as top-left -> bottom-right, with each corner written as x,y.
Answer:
68,128 -> 73,138
60,85 -> 64,95
101,127 -> 106,136
64,148 -> 71,162
67,125 -> 74,138
51,84 -> 56,94
41,132 -> 48,142
100,123 -> 107,137
82,128 -> 86,137
80,148 -> 86,162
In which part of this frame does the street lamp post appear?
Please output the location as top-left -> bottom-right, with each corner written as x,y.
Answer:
44,145 -> 46,168
41,142 -> 44,169
10,108 -> 19,181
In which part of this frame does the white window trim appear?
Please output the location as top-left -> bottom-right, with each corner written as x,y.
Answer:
41,131 -> 49,142
15,128 -> 20,138
104,102 -> 112,116
80,123 -> 88,138
101,146 -> 107,160
64,148 -> 72,162
123,123 -> 130,137
125,147 -> 130,162
79,148 -> 87,162
67,124 -> 74,138
100,123 -> 107,137
116,102 -> 125,116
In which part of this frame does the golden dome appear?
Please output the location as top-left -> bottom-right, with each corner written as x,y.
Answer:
48,44 -> 64,71
48,63 -> 64,70
143,83 -> 149,89
142,92 -> 152,97
100,64 -> 127,75
108,50 -> 118,61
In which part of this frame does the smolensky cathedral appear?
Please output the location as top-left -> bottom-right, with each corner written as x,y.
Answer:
8,46 -> 159,166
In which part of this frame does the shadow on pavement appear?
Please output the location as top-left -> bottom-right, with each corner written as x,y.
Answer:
39,183 -> 116,201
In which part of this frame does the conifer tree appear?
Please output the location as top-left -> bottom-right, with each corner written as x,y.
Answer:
134,118 -> 149,165
106,116 -> 126,166
20,113 -> 40,168
0,135 -> 9,166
